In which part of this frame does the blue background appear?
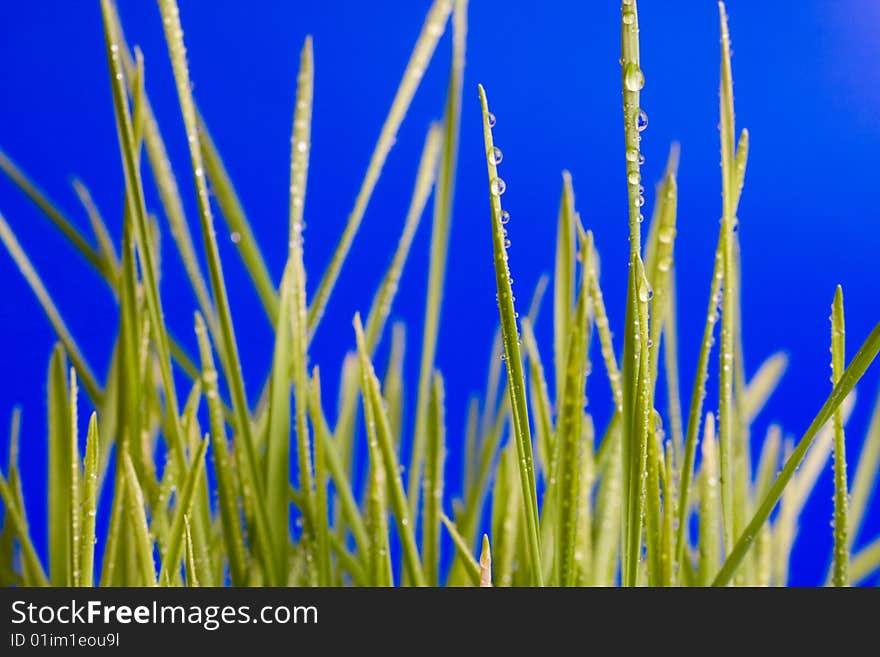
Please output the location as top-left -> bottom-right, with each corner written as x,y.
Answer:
0,1 -> 878,585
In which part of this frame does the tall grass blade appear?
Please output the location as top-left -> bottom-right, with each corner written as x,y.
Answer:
79,413 -> 100,587
423,372 -> 446,585
830,285 -> 849,586
120,449 -> 156,586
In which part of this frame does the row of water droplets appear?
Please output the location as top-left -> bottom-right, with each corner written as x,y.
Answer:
622,0 -> 649,219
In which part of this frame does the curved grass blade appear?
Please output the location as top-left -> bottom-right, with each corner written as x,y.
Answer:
713,321 -> 880,586
71,179 -> 119,274
353,314 -> 426,586
308,0 -> 454,335
478,83 -> 542,585
830,285 -> 849,586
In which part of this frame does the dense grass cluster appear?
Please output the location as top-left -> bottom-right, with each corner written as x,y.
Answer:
1,0 -> 879,587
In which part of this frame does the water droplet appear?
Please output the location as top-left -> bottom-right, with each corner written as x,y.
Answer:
490,177 -> 507,196
623,11 -> 635,26
489,146 -> 503,164
636,110 -> 649,132
295,140 -> 307,153
503,238 -> 511,249
500,210 -> 510,224
626,148 -> 639,163
638,153 -> 646,165
230,231 -> 242,244
487,112 -> 497,128
624,63 -> 645,91
628,171 -> 641,185
635,195 -> 645,207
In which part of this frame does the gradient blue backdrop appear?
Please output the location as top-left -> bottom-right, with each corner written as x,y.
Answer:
0,1 -> 878,585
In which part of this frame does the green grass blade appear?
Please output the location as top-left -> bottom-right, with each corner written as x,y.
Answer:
697,413 -> 720,585
663,274 -> 685,457
479,534 -> 492,587
586,233 -> 623,409
0,471 -> 49,586
742,353 -> 788,424
309,367 -> 332,587
354,314 -> 426,586
0,213 -> 102,403
68,370 -> 82,587
830,285 -> 849,586
521,318 -> 554,477
184,515 -> 199,587
198,116 -> 278,325
0,150 -> 110,281
365,124 -> 442,352
717,1 -> 739,559
79,412 -> 100,587
71,179 -> 120,275
849,386 -> 880,547
46,346 -> 71,585
307,0 -> 454,335
193,312 -> 249,585
409,0 -> 466,521
441,513 -> 480,586
362,384 -> 394,587
121,448 -> 156,586
154,0 -> 278,585
849,535 -> 880,584
554,171 -> 576,405
713,321 -> 880,586
478,83 -> 542,585
158,436 -> 209,585
423,372 -> 446,585
383,324 -> 406,445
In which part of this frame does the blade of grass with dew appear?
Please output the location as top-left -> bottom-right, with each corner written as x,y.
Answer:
423,372 -> 446,585
121,449 -> 156,586
353,313 -> 426,586
586,232 -> 623,410
287,36 -> 318,585
106,1 -> 217,334
717,0 -> 739,560
713,321 -> 880,586
552,225 -> 591,586
441,513 -> 480,586
184,516 -> 199,586
158,436 -> 209,586
79,413 -> 99,587
362,377 -> 394,587
155,0 -> 279,584
554,171 -> 576,406
849,386 -> 880,547
660,439 -> 676,586
46,346 -> 72,585
68,369 -> 82,587
308,0 -> 454,335
309,367 -> 332,587
181,383 -> 215,587
575,417 -> 596,586
830,285 -> 849,586
194,312 -> 249,584
478,83 -> 542,585
645,413 -> 664,585
410,0 -> 466,520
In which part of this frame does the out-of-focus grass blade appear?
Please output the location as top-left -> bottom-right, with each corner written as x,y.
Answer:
698,414 -> 720,585
0,470 -> 49,586
713,321 -> 880,586
479,534 -> 492,587
0,150 -> 110,281
354,314 -> 426,586
383,324 -> 406,445
830,285 -> 849,586
79,413 -> 99,587
155,0 -> 278,584
849,535 -> 880,584
308,0 -> 454,335
423,372 -> 446,585
410,0 -> 466,521
592,420 -> 622,586
441,513 -> 480,586
478,83 -> 542,585
309,367 -> 332,587
849,387 -> 880,547
71,179 -> 120,275
742,353 -> 788,424
521,318 -> 554,477
364,125 -> 442,352
0,214 -> 102,403
586,233 -> 622,410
